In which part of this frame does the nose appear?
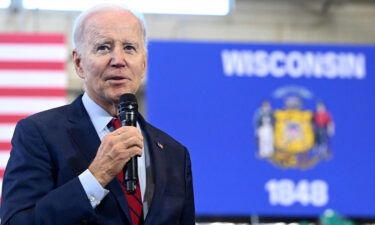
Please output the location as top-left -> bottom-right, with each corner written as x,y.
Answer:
110,46 -> 126,68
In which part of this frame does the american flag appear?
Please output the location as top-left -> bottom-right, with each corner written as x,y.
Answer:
0,33 -> 67,195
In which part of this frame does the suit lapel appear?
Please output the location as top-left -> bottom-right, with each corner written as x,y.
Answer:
138,116 -> 168,224
67,96 -> 132,223
67,97 -> 100,165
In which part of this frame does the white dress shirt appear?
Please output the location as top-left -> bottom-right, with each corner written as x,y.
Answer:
78,93 -> 147,208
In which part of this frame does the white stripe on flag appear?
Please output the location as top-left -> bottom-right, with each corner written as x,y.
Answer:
0,124 -> 15,142
0,44 -> 66,61
0,97 -> 66,114
0,151 -> 10,169
0,70 -> 67,88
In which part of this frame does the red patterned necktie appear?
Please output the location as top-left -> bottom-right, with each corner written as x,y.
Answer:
110,118 -> 143,225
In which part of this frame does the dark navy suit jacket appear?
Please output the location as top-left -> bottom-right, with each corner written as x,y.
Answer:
0,96 -> 195,225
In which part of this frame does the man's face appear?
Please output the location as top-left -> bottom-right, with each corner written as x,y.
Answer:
73,10 -> 146,109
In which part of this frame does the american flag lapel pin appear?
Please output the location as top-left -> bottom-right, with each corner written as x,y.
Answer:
156,142 -> 164,150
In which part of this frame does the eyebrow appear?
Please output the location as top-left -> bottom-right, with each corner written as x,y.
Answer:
95,40 -> 113,45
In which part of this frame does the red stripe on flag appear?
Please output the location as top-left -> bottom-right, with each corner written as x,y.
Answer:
0,34 -> 64,44
0,88 -> 66,97
0,114 -> 29,123
0,142 -> 11,150
0,61 -> 64,70
0,169 -> 5,177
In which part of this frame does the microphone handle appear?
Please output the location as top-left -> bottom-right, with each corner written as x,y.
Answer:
124,157 -> 138,193
122,110 -> 138,194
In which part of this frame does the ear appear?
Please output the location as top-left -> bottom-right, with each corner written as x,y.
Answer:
72,49 -> 84,79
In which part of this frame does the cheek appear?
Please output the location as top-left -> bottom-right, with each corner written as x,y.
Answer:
136,62 -> 146,79
84,61 -> 103,81
132,54 -> 146,77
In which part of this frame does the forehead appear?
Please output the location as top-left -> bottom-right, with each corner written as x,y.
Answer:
83,10 -> 143,43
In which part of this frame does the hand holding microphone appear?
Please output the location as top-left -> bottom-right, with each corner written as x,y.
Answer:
88,94 -> 142,189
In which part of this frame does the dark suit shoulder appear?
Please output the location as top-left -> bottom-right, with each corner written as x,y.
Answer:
21,96 -> 83,127
26,103 -> 71,122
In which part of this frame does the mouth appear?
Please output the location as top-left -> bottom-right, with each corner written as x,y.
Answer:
106,76 -> 130,81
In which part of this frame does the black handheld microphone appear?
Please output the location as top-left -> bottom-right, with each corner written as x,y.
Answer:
118,93 -> 138,194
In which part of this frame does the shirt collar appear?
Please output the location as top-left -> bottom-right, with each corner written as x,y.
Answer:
82,93 -> 113,134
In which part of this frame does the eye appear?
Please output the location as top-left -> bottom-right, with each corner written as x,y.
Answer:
97,45 -> 110,52
124,45 -> 136,51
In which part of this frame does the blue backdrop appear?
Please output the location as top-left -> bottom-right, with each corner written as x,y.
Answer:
146,40 -> 375,218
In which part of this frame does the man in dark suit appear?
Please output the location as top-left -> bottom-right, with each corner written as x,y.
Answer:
0,4 -> 195,225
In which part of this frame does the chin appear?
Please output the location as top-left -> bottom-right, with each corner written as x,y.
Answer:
111,90 -> 135,101
119,88 -> 137,95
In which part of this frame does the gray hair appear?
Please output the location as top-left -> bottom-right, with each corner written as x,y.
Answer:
72,4 -> 148,52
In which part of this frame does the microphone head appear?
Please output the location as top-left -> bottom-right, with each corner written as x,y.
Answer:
119,93 -> 137,105
118,93 -> 138,121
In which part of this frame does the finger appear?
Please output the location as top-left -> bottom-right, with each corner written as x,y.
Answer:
111,127 -> 143,142
112,126 -> 138,136
126,146 -> 143,157
111,133 -> 143,148
115,136 -> 143,150
117,146 -> 143,161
